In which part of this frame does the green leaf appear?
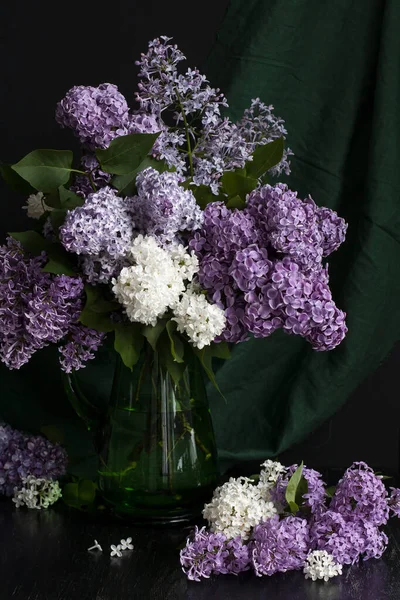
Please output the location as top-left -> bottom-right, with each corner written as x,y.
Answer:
114,323 -> 144,370
49,208 -> 68,231
226,195 -> 246,210
0,162 -> 35,194
113,156 -> 169,196
11,149 -> 74,193
246,138 -> 284,179
44,191 -> 62,209
285,461 -> 304,513
221,172 -> 258,200
209,341 -> 231,360
326,485 -> 336,498
62,480 -> 97,508
158,331 -> 186,385
9,230 -> 77,276
194,346 -> 225,399
191,184 -> 224,210
77,479 -> 97,505
142,319 -> 167,351
9,230 -> 49,255
96,132 -> 160,175
40,424 -> 65,445
166,320 -> 185,363
79,286 -> 116,333
294,475 -> 309,507
59,186 -> 84,209
62,483 -> 80,507
42,256 -> 77,277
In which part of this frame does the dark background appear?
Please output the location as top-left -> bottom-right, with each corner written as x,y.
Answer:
1,0 -> 399,472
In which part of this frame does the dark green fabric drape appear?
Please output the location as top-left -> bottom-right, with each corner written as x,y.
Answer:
1,0 -> 399,473
203,0 -> 400,466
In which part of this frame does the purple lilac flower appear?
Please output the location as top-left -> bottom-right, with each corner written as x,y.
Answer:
24,275 -> 83,343
247,183 -> 324,272
192,119 -> 254,193
229,245 -> 272,292
136,37 -> 289,191
271,465 -> 326,514
190,202 -> 259,261
330,462 -> 389,526
56,83 -> 159,150
310,510 -> 388,565
388,488 -> 400,518
180,526 -> 250,581
0,238 -> 87,369
236,98 -> 293,176
243,259 -> 347,350
60,186 -> 135,283
0,424 -> 68,496
130,167 -> 203,243
250,515 -> 310,576
58,324 -> 105,373
315,204 -> 348,257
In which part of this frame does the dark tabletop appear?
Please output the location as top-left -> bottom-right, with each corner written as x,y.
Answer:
1,498 -> 400,600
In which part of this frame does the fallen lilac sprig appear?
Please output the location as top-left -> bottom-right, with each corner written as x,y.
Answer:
181,460 -> 400,582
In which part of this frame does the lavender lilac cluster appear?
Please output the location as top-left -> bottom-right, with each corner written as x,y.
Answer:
131,167 -> 203,243
59,186 -> 135,284
180,527 -> 250,581
0,424 -> 67,496
55,83 -> 159,150
190,183 -> 348,350
181,461 -> 400,582
135,36 -> 291,192
0,237 -> 103,371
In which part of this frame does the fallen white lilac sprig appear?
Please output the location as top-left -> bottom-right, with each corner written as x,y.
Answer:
87,537 -> 134,557
180,460 -> 400,582
12,475 -> 62,510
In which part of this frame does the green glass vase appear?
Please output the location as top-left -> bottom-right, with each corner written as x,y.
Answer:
64,344 -> 219,524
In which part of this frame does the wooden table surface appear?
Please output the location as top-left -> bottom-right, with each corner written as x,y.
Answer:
1,497 -> 400,600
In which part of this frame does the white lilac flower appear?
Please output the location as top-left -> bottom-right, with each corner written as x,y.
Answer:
110,544 -> 122,557
88,540 -> 103,552
23,192 -> 53,220
172,290 -> 226,349
12,475 -> 62,509
303,550 -> 343,582
202,476 -> 277,541
168,244 -> 199,281
258,459 -> 287,492
112,235 -> 185,326
120,537 -> 134,550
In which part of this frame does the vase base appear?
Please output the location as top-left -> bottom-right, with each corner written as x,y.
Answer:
108,502 -> 203,526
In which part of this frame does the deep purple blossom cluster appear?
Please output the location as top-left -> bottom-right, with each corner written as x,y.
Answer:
190,183 -> 347,349
0,424 -> 68,496
181,462 -> 400,582
55,83 -> 159,150
180,526 -> 250,581
0,238 -> 103,371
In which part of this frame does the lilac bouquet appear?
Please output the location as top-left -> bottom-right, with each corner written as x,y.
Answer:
0,36 -> 348,381
181,461 -> 400,582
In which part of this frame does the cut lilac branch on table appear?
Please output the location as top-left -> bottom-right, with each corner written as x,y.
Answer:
181,460 -> 400,582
